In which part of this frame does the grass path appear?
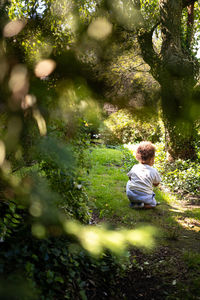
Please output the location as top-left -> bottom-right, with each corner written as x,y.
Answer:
84,146 -> 200,299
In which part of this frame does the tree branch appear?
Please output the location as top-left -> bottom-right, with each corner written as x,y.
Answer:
137,23 -> 161,81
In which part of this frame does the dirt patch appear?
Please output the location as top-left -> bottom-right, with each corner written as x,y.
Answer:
90,198 -> 200,299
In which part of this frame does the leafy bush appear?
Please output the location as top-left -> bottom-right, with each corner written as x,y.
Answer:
121,146 -> 138,173
122,141 -> 200,197
0,228 -> 129,300
0,140 -> 131,299
155,143 -> 200,196
101,109 -> 163,145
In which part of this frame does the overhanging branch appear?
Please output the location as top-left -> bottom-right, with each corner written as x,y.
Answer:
137,23 -> 161,81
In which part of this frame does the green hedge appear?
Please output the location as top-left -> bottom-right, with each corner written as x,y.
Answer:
101,109 -> 163,145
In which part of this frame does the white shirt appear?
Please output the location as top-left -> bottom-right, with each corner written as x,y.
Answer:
127,163 -> 161,194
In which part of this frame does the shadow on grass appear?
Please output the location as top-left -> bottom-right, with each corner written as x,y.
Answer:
85,145 -> 200,299
86,146 -> 200,248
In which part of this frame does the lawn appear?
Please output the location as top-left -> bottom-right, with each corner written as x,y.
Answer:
83,145 -> 200,299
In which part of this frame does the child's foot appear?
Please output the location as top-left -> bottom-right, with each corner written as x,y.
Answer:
129,202 -> 144,209
144,204 -> 155,209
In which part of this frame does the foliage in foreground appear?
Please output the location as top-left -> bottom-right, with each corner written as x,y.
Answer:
0,230 -> 129,300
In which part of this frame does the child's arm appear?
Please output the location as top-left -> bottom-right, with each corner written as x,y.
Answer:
153,169 -> 161,187
127,170 -> 132,181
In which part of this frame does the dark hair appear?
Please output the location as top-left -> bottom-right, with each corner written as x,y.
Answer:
136,141 -> 155,164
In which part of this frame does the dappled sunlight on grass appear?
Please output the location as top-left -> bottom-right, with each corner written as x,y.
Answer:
176,217 -> 200,233
155,188 -> 178,206
184,208 -> 200,220
84,146 -> 200,252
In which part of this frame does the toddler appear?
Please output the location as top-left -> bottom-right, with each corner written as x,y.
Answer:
126,141 -> 161,209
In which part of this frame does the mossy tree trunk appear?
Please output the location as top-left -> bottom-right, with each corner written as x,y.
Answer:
137,0 -> 199,160
161,77 -> 197,160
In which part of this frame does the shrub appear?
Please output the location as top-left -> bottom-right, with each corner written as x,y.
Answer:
155,142 -> 200,196
101,109 -> 163,145
0,228 -> 129,299
121,146 -> 138,173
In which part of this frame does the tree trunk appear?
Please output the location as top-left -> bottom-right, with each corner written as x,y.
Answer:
159,0 -> 198,160
161,77 -> 197,160
137,0 -> 199,160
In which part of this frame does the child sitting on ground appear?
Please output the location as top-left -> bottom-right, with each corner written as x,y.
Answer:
126,141 -> 161,209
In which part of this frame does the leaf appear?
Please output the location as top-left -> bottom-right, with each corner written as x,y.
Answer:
172,279 -> 176,285
55,276 -> 64,283
79,290 -> 87,300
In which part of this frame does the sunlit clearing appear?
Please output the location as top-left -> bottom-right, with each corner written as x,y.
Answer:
87,17 -> 112,40
29,201 -> 43,217
0,140 -> 5,166
64,221 -> 158,256
34,59 -> 56,78
9,64 -> 29,100
21,94 -> 37,110
32,223 -> 46,239
3,19 -> 26,37
33,109 -> 47,136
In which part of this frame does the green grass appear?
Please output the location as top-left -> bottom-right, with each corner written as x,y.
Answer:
85,147 -> 167,228
85,147 -> 128,218
184,208 -> 200,221
89,147 -> 124,166
84,146 -> 200,243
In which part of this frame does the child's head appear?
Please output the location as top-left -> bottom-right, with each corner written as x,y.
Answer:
136,141 -> 156,165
